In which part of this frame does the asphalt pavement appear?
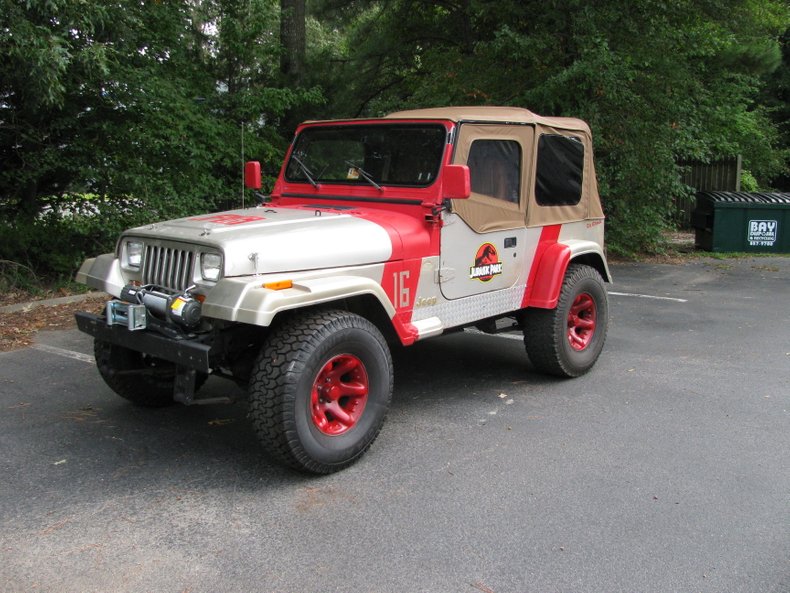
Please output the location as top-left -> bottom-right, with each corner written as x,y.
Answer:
1,257 -> 788,593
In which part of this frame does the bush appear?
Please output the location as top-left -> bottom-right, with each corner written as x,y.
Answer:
0,194 -> 206,282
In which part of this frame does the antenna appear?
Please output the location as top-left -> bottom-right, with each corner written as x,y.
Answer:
240,121 -> 245,209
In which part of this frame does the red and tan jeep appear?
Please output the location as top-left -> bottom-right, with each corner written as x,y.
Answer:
75,106 -> 611,473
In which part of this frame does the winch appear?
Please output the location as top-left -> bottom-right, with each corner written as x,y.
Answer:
106,284 -> 202,331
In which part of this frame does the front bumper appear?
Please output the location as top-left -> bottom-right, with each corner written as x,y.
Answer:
75,311 -> 212,373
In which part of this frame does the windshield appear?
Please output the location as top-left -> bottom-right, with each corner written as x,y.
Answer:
285,124 -> 447,187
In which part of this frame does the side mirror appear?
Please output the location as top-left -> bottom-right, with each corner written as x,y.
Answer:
442,164 -> 471,200
244,161 -> 262,190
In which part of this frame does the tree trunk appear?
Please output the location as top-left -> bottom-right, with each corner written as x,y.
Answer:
280,0 -> 305,81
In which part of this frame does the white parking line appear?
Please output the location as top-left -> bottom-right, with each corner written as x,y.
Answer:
31,343 -> 95,364
608,291 -> 688,303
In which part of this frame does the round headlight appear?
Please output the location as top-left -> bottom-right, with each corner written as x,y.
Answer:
201,252 -> 222,281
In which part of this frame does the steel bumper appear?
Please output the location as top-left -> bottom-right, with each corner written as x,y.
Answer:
75,311 -> 212,373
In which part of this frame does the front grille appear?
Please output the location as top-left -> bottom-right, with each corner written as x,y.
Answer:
142,245 -> 196,292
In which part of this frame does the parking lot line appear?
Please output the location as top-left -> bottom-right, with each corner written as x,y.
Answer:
608,291 -> 688,303
31,343 -> 95,364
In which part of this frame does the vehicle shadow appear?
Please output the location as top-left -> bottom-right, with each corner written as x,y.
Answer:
29,329 -> 561,494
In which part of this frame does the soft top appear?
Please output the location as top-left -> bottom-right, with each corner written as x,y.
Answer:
385,106 -> 591,134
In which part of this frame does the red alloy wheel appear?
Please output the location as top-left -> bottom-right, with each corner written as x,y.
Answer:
310,354 -> 369,436
567,292 -> 597,351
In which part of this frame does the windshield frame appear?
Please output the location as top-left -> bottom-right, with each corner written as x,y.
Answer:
284,123 -> 449,189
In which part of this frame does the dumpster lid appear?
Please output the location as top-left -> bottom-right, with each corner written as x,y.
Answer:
696,191 -> 790,205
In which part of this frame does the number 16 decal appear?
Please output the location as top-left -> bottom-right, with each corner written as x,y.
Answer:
393,270 -> 410,308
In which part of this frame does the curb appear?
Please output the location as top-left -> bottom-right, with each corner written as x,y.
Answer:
0,292 -> 104,314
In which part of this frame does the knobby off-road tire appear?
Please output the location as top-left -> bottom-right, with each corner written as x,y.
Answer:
94,339 -> 206,408
248,309 -> 393,474
523,263 -> 609,378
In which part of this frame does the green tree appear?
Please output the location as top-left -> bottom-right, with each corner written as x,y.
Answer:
0,0 -> 319,277
309,0 -> 789,254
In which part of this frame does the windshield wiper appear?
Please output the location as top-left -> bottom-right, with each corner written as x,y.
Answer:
290,154 -> 319,188
345,160 -> 382,191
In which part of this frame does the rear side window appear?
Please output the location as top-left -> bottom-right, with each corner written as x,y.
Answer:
467,140 -> 521,204
535,135 -> 584,206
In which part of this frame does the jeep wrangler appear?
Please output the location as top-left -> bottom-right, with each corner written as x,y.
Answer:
75,106 -> 611,473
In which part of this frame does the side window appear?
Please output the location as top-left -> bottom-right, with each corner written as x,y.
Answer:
467,140 -> 521,204
535,135 -> 584,206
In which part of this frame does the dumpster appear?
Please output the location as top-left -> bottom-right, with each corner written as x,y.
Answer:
692,191 -> 790,253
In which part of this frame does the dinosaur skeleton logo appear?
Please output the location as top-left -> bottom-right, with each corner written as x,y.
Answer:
469,243 -> 503,282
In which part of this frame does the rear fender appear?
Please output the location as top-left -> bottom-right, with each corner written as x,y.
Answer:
527,241 -> 610,310
527,243 -> 571,309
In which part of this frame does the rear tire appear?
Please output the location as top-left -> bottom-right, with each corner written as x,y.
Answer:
523,263 -> 608,377
94,340 -> 206,407
248,310 -> 393,474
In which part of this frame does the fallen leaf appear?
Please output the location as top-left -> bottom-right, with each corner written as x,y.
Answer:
208,418 -> 233,426
40,517 -> 72,535
471,582 -> 495,593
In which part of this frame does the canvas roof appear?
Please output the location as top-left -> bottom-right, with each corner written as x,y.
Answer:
385,106 -> 591,134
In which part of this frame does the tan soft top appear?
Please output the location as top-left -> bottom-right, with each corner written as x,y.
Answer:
302,106 -> 603,231
388,106 -> 602,230
385,106 -> 591,134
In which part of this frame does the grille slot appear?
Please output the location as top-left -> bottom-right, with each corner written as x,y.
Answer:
142,245 -> 195,291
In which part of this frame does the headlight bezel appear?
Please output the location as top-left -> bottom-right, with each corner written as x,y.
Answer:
200,251 -> 223,282
121,240 -> 144,271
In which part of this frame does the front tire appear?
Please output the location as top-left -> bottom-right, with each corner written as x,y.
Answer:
94,340 -> 205,407
248,310 -> 393,474
523,263 -> 609,377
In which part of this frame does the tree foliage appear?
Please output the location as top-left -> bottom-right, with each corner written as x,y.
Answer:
307,0 -> 789,254
0,0 -> 788,277
0,0 -> 320,276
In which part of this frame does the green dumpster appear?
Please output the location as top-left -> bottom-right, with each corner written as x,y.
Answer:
692,192 -> 790,253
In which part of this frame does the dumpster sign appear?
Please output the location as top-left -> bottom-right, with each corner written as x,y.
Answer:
748,220 -> 778,247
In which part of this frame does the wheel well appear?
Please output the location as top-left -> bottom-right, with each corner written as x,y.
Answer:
224,295 -> 399,384
570,253 -> 610,282
343,295 -> 401,345
269,295 -> 400,347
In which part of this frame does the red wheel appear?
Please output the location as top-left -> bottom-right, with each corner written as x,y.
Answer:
248,310 -> 392,474
523,264 -> 608,377
567,292 -> 597,351
311,354 -> 369,435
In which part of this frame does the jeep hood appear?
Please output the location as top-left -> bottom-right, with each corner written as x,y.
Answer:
124,206 -> 394,276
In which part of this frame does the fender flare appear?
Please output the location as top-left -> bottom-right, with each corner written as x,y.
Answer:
527,243 -> 571,309
526,241 -> 610,309
202,274 -> 399,329
75,254 -> 126,297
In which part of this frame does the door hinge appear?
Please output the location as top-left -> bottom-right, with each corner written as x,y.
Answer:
436,267 -> 456,283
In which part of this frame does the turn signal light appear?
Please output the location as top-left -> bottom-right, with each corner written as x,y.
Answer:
263,280 -> 293,291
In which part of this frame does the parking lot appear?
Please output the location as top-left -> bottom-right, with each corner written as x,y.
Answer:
1,257 -> 788,593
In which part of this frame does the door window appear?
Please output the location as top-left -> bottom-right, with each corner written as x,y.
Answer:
467,140 -> 521,204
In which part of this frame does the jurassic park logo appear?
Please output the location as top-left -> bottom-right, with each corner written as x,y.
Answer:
469,243 -> 503,282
